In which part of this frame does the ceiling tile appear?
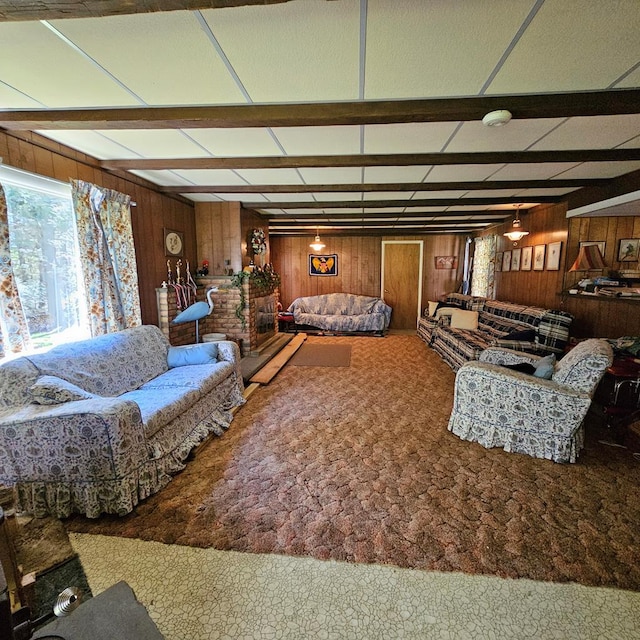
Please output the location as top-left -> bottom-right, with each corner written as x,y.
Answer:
37,131 -> 142,159
0,83 -> 43,108
363,166 -> 431,182
235,169 -> 304,184
364,123 -> 459,153
486,0 -> 640,93
184,128 -> 283,156
0,22 -> 137,107
200,0 -> 360,102
315,192 -> 364,201
171,169 -> 248,185
490,163 -> 580,180
183,194 -> 227,202
273,126 -> 361,155
129,170 -> 194,186
410,191 -> 468,199
297,168 -> 364,184
365,0 -> 535,98
49,11 -> 246,105
100,130 -> 210,158
426,165 -> 506,181
461,189 -> 520,198
263,193 -> 316,203
555,161 -> 640,179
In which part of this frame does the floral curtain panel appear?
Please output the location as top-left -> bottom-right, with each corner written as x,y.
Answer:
471,235 -> 496,299
71,180 -> 142,336
0,184 -> 31,357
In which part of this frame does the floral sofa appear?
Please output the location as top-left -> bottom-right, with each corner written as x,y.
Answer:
287,293 -> 392,334
447,339 -> 614,463
0,325 -> 245,518
417,293 -> 573,371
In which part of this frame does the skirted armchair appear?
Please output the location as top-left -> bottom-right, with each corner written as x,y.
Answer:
447,338 -> 614,463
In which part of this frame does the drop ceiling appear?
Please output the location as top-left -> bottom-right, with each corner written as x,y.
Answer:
0,0 -> 639,237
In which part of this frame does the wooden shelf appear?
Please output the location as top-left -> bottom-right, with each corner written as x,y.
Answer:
560,291 -> 640,304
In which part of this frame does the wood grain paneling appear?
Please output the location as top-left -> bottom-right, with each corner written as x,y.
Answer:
0,130 -> 195,327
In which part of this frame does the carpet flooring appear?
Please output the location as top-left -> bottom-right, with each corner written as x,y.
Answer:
289,342 -> 352,367
66,335 -> 640,591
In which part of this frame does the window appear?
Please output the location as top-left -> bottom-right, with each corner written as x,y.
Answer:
0,166 -> 90,354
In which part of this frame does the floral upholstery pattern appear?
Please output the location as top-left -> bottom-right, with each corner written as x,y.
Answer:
447,339 -> 613,463
0,325 -> 245,518
288,293 -> 391,333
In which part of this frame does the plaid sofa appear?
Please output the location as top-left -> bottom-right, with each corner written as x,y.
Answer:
417,294 -> 573,371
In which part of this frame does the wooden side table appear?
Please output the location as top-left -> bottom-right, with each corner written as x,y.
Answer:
601,356 -> 640,434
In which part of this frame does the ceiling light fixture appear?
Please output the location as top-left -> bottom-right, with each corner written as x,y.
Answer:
309,229 -> 325,252
503,204 -> 529,246
482,109 -> 512,127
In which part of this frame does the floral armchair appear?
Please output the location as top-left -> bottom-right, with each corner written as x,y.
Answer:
447,339 -> 614,463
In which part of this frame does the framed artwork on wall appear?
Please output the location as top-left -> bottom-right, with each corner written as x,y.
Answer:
502,250 -> 512,272
546,241 -> 562,271
521,246 -> 532,271
533,244 -> 546,271
309,254 -> 338,276
618,238 -> 640,262
435,256 -> 457,269
495,252 -> 503,272
164,228 -> 184,257
511,248 -> 521,271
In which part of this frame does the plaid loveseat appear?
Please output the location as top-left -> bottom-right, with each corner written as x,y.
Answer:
417,293 -> 573,371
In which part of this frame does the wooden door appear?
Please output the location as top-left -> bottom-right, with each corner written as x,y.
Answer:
382,241 -> 423,329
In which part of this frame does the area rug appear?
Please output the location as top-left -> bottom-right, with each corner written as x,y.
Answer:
66,335 -> 640,591
289,343 -> 351,367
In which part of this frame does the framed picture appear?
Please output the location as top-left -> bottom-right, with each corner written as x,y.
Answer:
618,238 -> 640,262
533,244 -> 546,271
521,246 -> 532,271
164,228 -> 184,257
579,240 -> 606,258
495,252 -> 503,272
546,241 -> 562,271
435,256 -> 457,269
511,248 -> 521,271
502,250 -> 511,272
309,254 -> 338,276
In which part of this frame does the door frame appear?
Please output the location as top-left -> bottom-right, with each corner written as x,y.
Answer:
381,240 -> 424,328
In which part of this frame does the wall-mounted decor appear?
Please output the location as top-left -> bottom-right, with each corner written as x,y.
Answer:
495,252 -> 503,272
164,228 -> 184,257
546,241 -> 562,271
579,240 -> 606,258
511,247 -> 521,271
521,246 -> 532,271
435,256 -> 457,269
618,238 -> 640,262
533,244 -> 546,271
502,250 -> 512,272
309,254 -> 338,276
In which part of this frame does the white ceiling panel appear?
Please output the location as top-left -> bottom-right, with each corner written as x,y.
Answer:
363,167 -> 430,182
263,193 -> 316,203
37,131 -> 142,159
129,170 -> 195,186
273,126 -> 361,156
410,191 -> 468,200
426,165 -> 506,182
446,119 -> 566,153
183,194 -> 226,202
0,22 -> 137,107
171,169 -> 248,185
530,115 -> 640,151
49,11 -> 247,106
297,168 -> 364,184
316,192 -> 364,202
364,123 -> 460,154
220,193 -> 268,202
184,128 -> 283,156
361,208 -> 406,214
0,83 -> 43,109
490,163 -> 581,180
515,188 -> 578,197
101,130 -> 210,158
460,189 -> 520,198
200,0 -> 360,102
235,169 -> 305,185
486,0 -> 640,94
617,66 -> 640,89
554,161 -> 640,180
365,0 -> 534,98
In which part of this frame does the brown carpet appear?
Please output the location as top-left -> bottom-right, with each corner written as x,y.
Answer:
289,343 -> 351,367
66,335 -> 640,591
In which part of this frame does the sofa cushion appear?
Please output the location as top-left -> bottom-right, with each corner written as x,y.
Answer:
29,375 -> 99,405
141,361 -> 234,396
168,343 -> 218,368
450,309 -> 479,330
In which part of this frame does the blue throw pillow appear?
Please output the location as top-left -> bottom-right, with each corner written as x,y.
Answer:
168,343 -> 219,368
533,354 -> 556,379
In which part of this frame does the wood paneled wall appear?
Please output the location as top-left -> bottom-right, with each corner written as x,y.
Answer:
195,201 -> 242,275
270,234 -> 466,309
0,130 -> 195,327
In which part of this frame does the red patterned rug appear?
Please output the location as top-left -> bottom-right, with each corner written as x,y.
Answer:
66,335 -> 640,591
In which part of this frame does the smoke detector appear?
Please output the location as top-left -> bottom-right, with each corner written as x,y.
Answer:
482,109 -> 512,127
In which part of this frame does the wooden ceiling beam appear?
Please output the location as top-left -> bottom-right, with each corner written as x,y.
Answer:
2,90 -> 640,130
268,218 -> 503,227
262,211 -> 510,220
158,178 -> 599,194
247,197 -> 558,209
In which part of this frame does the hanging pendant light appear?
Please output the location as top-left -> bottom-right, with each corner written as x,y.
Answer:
504,204 -> 529,246
309,229 -> 325,252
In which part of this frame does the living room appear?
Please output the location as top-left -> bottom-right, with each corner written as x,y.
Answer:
1,1 -> 640,638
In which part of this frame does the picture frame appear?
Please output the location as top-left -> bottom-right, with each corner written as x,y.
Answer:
579,240 -> 606,259
435,256 -> 457,270
164,228 -> 184,257
546,241 -> 562,271
495,252 -> 503,272
309,254 -> 338,276
511,247 -> 521,271
533,244 -> 546,271
521,246 -> 532,271
502,250 -> 511,272
618,238 -> 640,262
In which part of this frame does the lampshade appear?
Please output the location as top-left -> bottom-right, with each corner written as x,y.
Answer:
309,232 -> 325,252
569,244 -> 606,271
503,217 -> 529,243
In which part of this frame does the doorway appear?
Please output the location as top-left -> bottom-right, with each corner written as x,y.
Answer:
381,241 -> 423,330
